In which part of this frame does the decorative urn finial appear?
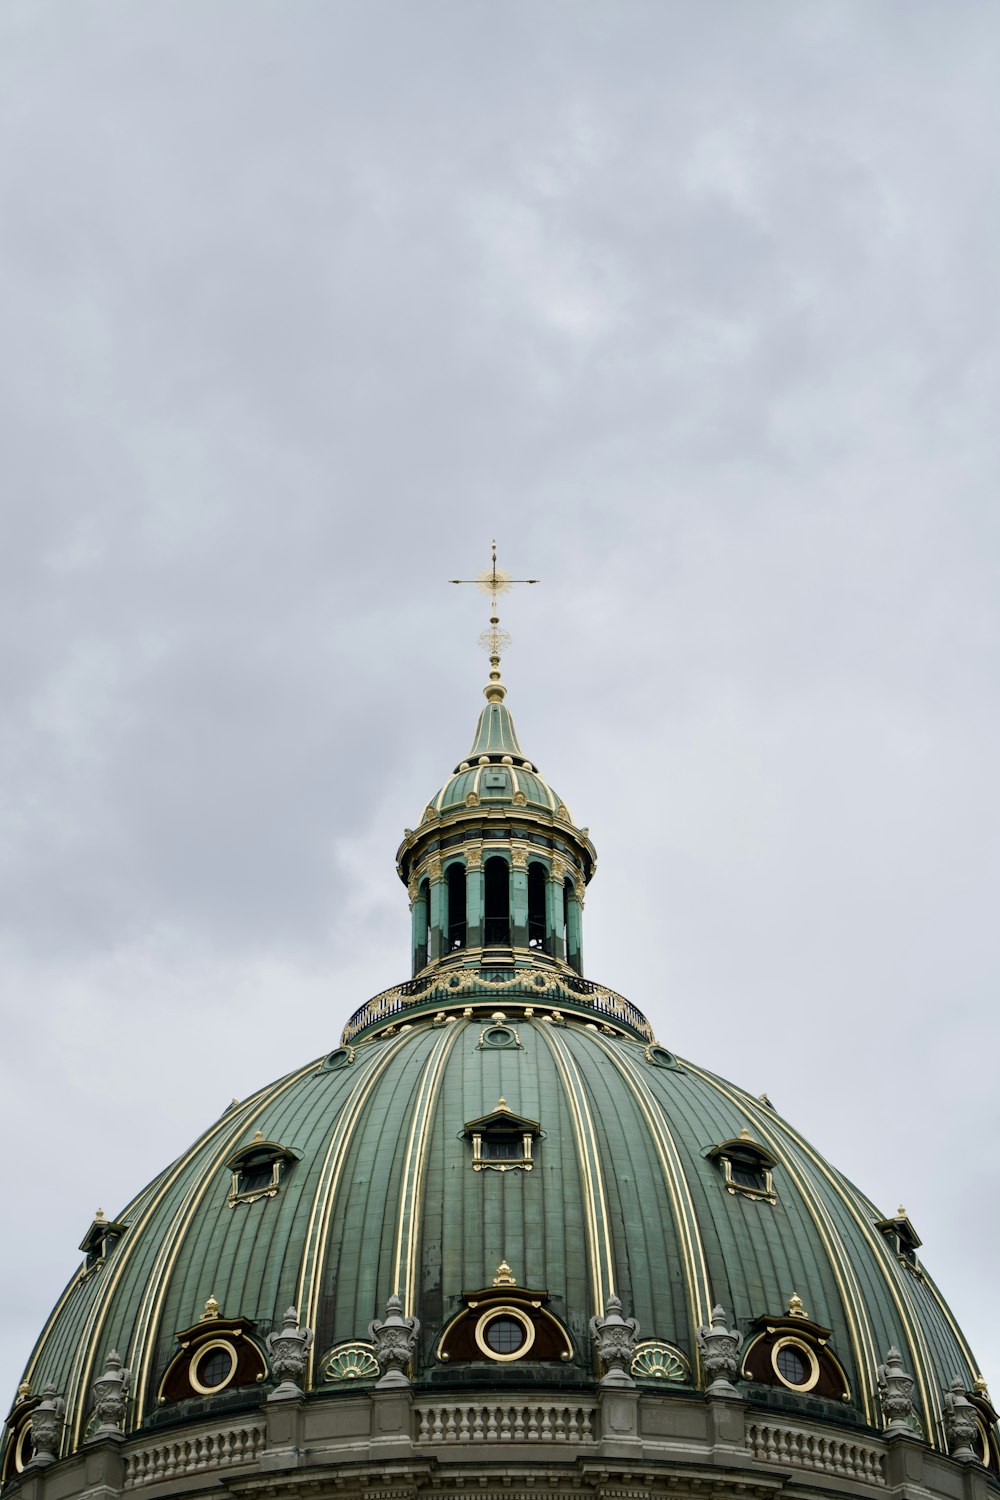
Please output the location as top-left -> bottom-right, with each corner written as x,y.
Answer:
200,1294 -> 220,1320
787,1292 -> 808,1319
696,1305 -> 743,1399
266,1306 -> 314,1400
368,1294 -> 420,1388
942,1378 -> 980,1462
27,1385 -> 65,1468
877,1346 -> 915,1434
90,1350 -> 130,1439
589,1295 -> 640,1387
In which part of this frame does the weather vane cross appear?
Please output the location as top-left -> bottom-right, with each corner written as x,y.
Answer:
449,540 -> 539,699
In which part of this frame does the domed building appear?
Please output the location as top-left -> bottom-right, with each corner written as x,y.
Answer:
3,639 -> 998,1500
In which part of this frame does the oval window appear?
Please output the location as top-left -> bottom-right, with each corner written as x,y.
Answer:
190,1340 -> 238,1394
474,1306 -> 536,1362
482,1026 -> 515,1049
645,1045 -> 677,1068
771,1338 -> 819,1391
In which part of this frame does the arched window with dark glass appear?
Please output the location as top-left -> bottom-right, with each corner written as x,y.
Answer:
562,877 -> 571,955
446,861 -> 467,950
527,862 -> 546,950
417,877 -> 430,970
484,857 -> 510,946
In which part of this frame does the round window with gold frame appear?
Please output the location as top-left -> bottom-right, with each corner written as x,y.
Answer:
474,1306 -> 535,1363
771,1336 -> 820,1392
12,1423 -> 34,1475
189,1339 -> 238,1395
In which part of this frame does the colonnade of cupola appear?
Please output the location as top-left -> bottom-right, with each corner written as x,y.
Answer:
403,835 -> 588,976
395,687 -> 596,979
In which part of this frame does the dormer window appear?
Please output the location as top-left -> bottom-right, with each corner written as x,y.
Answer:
226,1132 -> 299,1207
875,1207 -> 922,1270
707,1130 -> 778,1204
741,1294 -> 851,1401
79,1210 -> 125,1274
464,1098 -> 541,1173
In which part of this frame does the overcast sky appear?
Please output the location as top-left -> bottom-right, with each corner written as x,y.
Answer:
2,1 -> 999,1410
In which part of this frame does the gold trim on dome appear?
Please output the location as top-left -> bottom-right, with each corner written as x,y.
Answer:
296,1031 -> 417,1387
683,1064 -> 884,1428
70,1061 -> 319,1444
586,1032 -> 713,1383
392,1020 -> 467,1318
534,1023 -> 615,1316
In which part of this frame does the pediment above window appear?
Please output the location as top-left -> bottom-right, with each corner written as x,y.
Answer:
224,1132 -> 300,1206
463,1098 -> 541,1172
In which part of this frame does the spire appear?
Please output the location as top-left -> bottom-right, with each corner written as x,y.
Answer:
466,698 -> 525,761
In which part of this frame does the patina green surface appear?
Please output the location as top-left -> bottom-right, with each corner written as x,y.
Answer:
14,990 -> 986,1454
7,681 -> 992,1474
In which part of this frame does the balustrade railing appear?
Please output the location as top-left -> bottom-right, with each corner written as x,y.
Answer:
415,1399 -> 596,1444
341,970 -> 653,1043
122,1421 -> 265,1488
746,1421 -> 886,1485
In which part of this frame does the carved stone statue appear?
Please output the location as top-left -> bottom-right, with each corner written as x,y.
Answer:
91,1350 -> 130,1438
876,1346 -> 914,1434
696,1305 -> 743,1399
942,1378 -> 980,1462
589,1295 -> 640,1387
28,1385 -> 65,1467
266,1306 -> 315,1401
368,1294 -> 420,1388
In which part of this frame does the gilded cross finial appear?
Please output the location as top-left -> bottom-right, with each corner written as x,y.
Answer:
449,541 -> 539,703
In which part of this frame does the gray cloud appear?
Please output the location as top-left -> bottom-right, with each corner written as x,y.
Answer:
1,0 -> 999,1405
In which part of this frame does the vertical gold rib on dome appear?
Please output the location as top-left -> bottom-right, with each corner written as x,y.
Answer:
750,1102 -> 946,1441
685,1065 -> 885,1428
534,1022 -> 615,1312
393,1020 -> 466,1314
586,1034 -> 713,1368
64,1061 -> 318,1446
296,1031 -> 416,1384
919,1273 -> 986,1387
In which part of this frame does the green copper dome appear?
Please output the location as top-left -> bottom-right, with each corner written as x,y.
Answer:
420,699 -> 572,822
4,663 -> 996,1486
10,1005 -> 989,1452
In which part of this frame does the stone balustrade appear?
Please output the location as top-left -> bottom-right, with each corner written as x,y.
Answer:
414,1399 -> 597,1444
122,1421 -> 265,1489
746,1420 -> 887,1485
